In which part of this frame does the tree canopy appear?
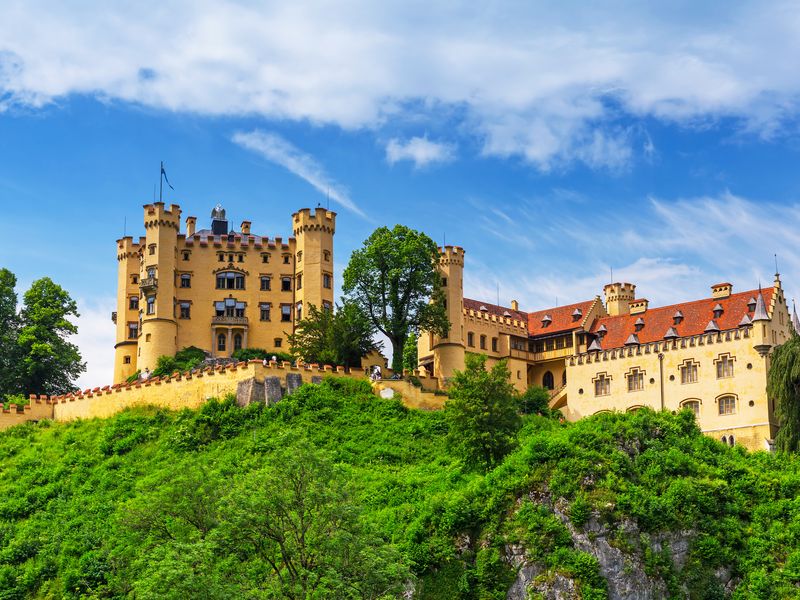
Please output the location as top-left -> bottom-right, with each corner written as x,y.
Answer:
2,274 -> 85,397
768,331 -> 800,452
288,302 -> 377,368
342,225 -> 448,372
444,353 -> 521,471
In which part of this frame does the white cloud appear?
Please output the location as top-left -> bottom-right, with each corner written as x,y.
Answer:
72,296 -> 116,389
385,136 -> 455,168
232,130 -> 365,217
2,2 -> 800,168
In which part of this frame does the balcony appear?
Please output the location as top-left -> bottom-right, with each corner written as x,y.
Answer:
212,315 -> 249,327
139,277 -> 158,292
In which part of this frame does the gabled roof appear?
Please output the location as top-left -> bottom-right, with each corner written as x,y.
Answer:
587,287 -> 774,349
527,300 -> 596,337
463,298 -> 527,322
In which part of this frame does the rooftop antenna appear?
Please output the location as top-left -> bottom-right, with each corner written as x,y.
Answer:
497,282 -> 500,307
610,266 -> 613,284
775,253 -> 780,276
443,232 -> 446,248
123,216 -> 127,238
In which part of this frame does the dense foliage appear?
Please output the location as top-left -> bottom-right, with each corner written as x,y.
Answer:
343,225 -> 449,372
768,331 -> 800,452
231,347 -> 294,363
151,346 -> 207,378
1,381 -> 800,598
0,271 -> 85,398
403,332 -> 419,372
288,302 -> 378,367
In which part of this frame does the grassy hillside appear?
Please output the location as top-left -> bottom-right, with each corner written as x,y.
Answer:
0,378 -> 799,598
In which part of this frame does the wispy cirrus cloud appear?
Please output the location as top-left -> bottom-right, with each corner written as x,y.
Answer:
385,136 -> 455,168
2,2 -> 800,170
232,130 -> 366,218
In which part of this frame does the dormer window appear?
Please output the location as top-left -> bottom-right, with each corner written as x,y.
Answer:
572,308 -> 582,321
747,297 -> 757,312
713,303 -> 724,319
479,305 -> 488,312
634,317 -> 645,332
542,314 -> 552,327
596,324 -> 607,337
673,310 -> 683,325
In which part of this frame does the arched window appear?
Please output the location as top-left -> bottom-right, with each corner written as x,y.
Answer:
216,271 -> 245,290
234,333 -> 242,351
728,435 -> 735,446
718,395 -> 736,415
721,435 -> 728,445
627,405 -> 644,413
681,399 -> 700,417
217,334 -> 226,351
562,371 -> 567,386
543,371 -> 554,390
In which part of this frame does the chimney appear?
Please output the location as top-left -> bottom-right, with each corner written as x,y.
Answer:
511,299 -> 519,311
240,220 -> 251,235
711,282 -> 732,298
185,216 -> 196,237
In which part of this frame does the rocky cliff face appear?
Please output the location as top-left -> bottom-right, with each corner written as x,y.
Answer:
505,493 -> 734,600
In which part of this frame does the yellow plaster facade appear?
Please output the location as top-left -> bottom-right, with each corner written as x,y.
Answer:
113,203 -> 335,383
420,245 -> 795,451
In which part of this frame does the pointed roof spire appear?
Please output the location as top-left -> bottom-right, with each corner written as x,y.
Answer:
588,338 -> 602,352
753,286 -> 770,322
739,313 -> 752,327
792,300 -> 800,334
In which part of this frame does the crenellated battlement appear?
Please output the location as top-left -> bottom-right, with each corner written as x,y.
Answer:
463,306 -> 528,332
144,202 -> 181,230
438,245 -> 465,266
116,236 -> 142,260
183,233 -> 294,251
292,207 -> 336,235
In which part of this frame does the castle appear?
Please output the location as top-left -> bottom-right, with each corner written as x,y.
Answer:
418,246 -> 798,451
112,202 -> 335,383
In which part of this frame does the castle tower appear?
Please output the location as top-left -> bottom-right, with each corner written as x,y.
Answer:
112,236 -> 143,382
603,282 -> 636,316
137,202 -> 181,372
292,208 -> 336,319
431,246 -> 466,382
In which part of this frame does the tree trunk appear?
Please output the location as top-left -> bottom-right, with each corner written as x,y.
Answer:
391,337 -> 404,373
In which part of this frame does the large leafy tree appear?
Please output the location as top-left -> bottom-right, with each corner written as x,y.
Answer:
217,440 -> 409,598
342,225 -> 448,372
16,277 -> 85,396
288,302 -> 377,368
768,332 -> 800,452
402,331 -> 418,372
445,353 -> 521,471
0,268 -> 19,398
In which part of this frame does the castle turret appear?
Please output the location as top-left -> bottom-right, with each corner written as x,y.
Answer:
430,246 -> 466,382
112,236 -> 143,382
604,282 -> 636,316
292,208 -> 336,320
137,202 -> 181,372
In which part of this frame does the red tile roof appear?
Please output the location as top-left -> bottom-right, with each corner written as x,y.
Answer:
463,298 -> 528,322
528,300 -> 596,337
588,288 -> 773,349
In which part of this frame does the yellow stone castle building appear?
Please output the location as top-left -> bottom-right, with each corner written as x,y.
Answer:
113,202 -> 335,383
419,245 -> 798,451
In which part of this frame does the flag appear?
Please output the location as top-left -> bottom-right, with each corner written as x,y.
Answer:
161,162 -> 174,190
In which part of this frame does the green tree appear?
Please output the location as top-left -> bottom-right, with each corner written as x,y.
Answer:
0,268 -> 19,398
216,440 -> 409,599
342,225 -> 448,372
768,332 -> 800,452
403,332 -> 418,372
288,302 -> 377,368
520,385 -> 551,415
16,277 -> 85,396
445,353 -> 521,471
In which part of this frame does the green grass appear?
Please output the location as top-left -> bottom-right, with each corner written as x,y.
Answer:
0,379 -> 799,598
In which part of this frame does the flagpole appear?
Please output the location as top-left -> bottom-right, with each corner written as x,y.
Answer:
159,161 -> 163,203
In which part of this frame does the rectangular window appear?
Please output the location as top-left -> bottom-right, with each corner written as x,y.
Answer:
491,337 -> 498,352
594,375 -> 610,396
627,369 -> 644,392
218,253 -> 225,262
323,273 -> 332,289
179,303 -> 191,319
146,296 -> 155,315
182,251 -> 190,261
149,245 -> 156,255
281,276 -> 292,292
681,362 -> 698,384
719,396 -> 736,415
123,356 -> 131,364
479,335 -> 486,350
260,276 -> 271,291
296,302 -> 303,320
261,253 -> 270,263
297,251 -> 302,262
238,255 -> 244,263
180,274 -> 191,288
127,323 -> 139,339
717,356 -> 734,379
322,301 -> 332,312
296,273 -> 303,290
441,277 -> 447,287
129,296 -> 139,310
323,250 -> 330,261
274,338 -> 283,348
281,304 -> 292,322
216,272 -> 245,290
260,303 -> 271,321
283,255 -> 290,264
467,332 -> 474,347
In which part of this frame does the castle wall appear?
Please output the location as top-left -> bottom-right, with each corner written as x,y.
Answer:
0,399 -> 55,430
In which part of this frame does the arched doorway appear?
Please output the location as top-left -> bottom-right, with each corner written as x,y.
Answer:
543,371 -> 554,390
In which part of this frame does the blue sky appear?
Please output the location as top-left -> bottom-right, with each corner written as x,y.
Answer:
2,1 -> 800,387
